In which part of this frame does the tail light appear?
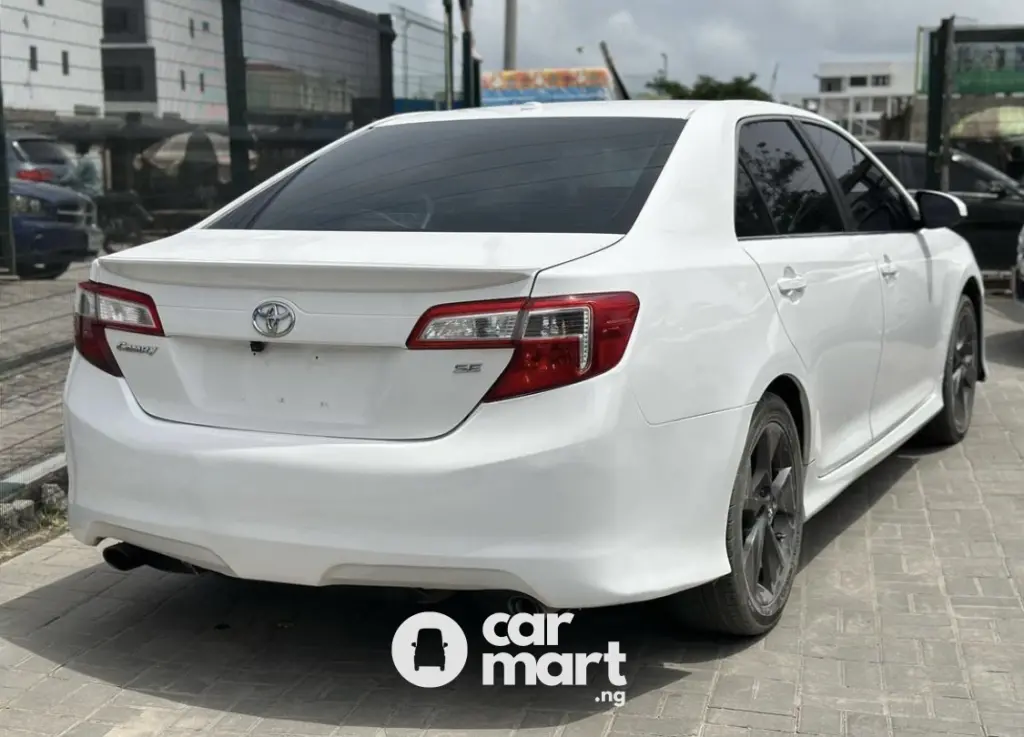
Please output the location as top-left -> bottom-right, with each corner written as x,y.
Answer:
73,281 -> 164,377
16,168 -> 53,182
408,292 -> 639,401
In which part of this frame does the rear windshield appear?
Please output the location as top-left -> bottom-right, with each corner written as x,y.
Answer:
14,138 -> 71,165
208,116 -> 685,234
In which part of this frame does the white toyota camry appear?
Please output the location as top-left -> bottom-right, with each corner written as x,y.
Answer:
65,100 -> 985,636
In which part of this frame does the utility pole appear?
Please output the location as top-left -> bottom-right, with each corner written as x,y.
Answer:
397,6 -> 410,99
442,0 -> 454,108
0,27 -> 12,275
503,0 -> 517,70
458,0 -> 476,107
660,53 -> 668,79
221,0 -> 250,198
925,16 -> 956,191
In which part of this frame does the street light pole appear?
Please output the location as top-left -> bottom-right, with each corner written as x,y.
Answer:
503,0 -> 517,70
442,0 -> 454,109
396,6 -> 410,99
458,0 -> 477,107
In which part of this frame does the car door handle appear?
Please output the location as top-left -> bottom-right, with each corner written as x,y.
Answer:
776,275 -> 807,296
880,256 -> 899,280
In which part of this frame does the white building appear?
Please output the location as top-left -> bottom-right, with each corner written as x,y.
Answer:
1,0 -> 226,123
779,60 -> 916,140
0,0 -> 105,118
101,0 -> 227,123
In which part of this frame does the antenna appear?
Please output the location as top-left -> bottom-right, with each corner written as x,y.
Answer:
599,41 -> 630,100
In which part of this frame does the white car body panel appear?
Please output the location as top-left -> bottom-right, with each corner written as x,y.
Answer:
742,234 -> 885,475
91,230 -> 622,440
64,99 -> 986,608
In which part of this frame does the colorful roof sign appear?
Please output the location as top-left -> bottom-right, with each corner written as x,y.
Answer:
481,67 -> 616,106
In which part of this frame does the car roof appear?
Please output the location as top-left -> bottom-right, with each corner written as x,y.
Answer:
7,130 -> 56,142
373,99 -> 833,128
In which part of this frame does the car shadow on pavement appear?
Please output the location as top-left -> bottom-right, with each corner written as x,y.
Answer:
0,447 -> 925,731
799,449 -> 923,568
0,565 -> 697,729
985,330 -> 1024,371
984,297 -> 1024,369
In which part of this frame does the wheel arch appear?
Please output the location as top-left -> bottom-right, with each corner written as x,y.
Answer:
762,374 -> 811,465
960,275 -> 986,381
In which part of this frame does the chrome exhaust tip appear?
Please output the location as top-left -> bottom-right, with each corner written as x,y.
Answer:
101,542 -> 144,572
506,595 -> 550,615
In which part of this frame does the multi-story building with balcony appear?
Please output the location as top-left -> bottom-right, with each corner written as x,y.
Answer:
0,0 -> 228,123
0,0 -> 105,121
100,0 -> 227,123
779,60 -> 917,140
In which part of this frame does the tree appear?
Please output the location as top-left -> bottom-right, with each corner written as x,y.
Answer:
646,73 -> 773,101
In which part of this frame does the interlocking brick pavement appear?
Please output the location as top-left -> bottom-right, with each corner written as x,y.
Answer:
0,263 -> 90,365
0,298 -> 1023,737
1,263 -> 89,478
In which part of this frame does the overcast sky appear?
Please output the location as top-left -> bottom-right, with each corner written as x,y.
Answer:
348,0 -> 1024,94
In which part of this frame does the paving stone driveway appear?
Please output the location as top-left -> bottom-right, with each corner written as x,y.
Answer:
2,298 -> 1024,737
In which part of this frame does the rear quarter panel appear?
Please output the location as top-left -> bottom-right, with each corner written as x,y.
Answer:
531,102 -> 806,428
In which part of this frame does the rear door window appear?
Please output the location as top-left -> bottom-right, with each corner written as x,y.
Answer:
738,119 -> 845,235
735,164 -> 776,238
210,117 -> 686,234
871,150 -> 902,179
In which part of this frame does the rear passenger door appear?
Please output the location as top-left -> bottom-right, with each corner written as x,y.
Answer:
737,118 -> 885,475
799,122 -> 939,438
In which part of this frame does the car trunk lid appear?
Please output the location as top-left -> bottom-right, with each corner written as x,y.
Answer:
93,229 -> 620,440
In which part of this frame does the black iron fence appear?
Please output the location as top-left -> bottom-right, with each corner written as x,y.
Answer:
1,0 -> 395,274
0,0 -> 395,503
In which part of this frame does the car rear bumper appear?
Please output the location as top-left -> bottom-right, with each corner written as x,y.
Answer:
64,355 -> 749,609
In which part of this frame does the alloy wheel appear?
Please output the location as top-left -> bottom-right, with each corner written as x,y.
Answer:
951,309 -> 978,435
741,421 -> 799,615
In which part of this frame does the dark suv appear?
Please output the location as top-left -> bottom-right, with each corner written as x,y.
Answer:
866,141 -> 1024,272
6,131 -> 77,185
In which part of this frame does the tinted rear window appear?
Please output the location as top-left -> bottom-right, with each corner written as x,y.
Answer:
15,139 -> 71,165
209,117 -> 685,234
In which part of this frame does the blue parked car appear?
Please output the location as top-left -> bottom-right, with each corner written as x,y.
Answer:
9,178 -> 101,279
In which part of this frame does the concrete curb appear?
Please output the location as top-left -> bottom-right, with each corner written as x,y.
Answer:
0,341 -> 74,375
0,453 -> 67,503
0,454 -> 68,540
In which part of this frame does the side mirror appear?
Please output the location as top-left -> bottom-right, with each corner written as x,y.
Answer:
915,190 -> 966,230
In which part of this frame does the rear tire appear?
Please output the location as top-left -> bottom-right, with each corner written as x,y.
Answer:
917,294 -> 978,447
15,262 -> 70,280
666,393 -> 804,637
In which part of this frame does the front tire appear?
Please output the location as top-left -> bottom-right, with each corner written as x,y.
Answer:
667,393 -> 804,637
918,294 -> 978,446
15,262 -> 70,280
